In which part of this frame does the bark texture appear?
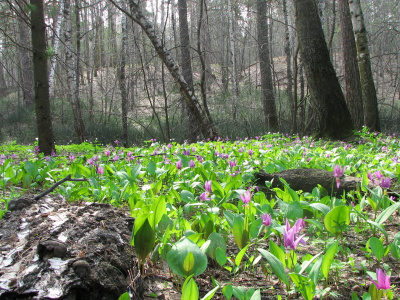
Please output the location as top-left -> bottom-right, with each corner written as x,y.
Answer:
119,12 -> 128,147
256,168 -> 380,195
111,0 -> 217,140
257,0 -> 278,131
178,0 -> 197,143
294,0 -> 354,140
349,0 -> 380,132
338,0 -> 364,130
30,0 -> 55,155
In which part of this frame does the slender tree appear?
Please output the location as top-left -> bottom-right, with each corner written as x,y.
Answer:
349,0 -> 380,131
30,0 -> 55,155
178,0 -> 197,142
257,0 -> 278,131
294,0 -> 354,140
338,0 -> 364,129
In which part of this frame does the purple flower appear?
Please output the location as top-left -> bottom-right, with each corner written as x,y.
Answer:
369,269 -> 391,290
69,155 -> 75,161
375,171 -> 383,179
189,160 -> 195,168
229,160 -> 237,168
11,154 -> 18,159
333,165 -> 345,189
153,150 -> 158,155
176,160 -> 182,170
381,177 -> 390,189
205,180 -> 212,193
118,150 -> 124,156
33,146 -> 40,155
196,155 -> 203,163
87,158 -> 94,165
0,154 -> 6,160
261,213 -> 272,226
167,143 -> 172,149
96,166 -> 104,175
113,155 -> 119,161
200,192 -> 211,201
93,156 -> 99,162
283,219 -> 306,250
248,149 -> 254,156
240,190 -> 252,206
114,140 -> 119,145
51,150 -> 56,157
45,156 -> 50,162
104,149 -> 110,156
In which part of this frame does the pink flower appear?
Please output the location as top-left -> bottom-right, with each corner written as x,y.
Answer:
369,269 -> 391,290
229,160 -> 237,168
200,192 -> 211,201
96,166 -> 104,175
176,161 -> 182,170
333,165 -> 345,189
205,180 -> 212,193
240,190 -> 252,206
189,160 -> 195,168
283,219 -> 306,250
261,213 -> 272,226
381,177 -> 390,189
104,149 -> 110,156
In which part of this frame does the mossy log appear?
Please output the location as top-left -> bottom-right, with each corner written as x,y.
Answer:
255,168 -> 396,196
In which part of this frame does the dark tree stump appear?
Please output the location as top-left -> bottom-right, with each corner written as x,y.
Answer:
255,168 -> 379,195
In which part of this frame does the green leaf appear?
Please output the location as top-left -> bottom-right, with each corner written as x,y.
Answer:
324,206 -> 350,235
24,161 -> 39,178
118,292 -> 131,300
181,277 -> 199,300
167,238 -> 207,278
201,284 -> 220,300
232,215 -> 249,249
222,284 -> 233,300
366,220 -> 388,240
183,252 -> 195,274
147,161 -> 157,176
249,289 -> 261,300
235,243 -> 250,267
321,241 -> 338,279
249,218 -> 263,238
134,218 -> 155,263
305,219 -> 324,232
215,247 -> 227,267
368,237 -> 384,261
181,190 -> 195,203
149,196 -> 167,229
289,273 -> 315,300
309,256 -> 323,285
351,292 -> 360,300
309,203 -> 330,215
269,240 -> 286,268
258,248 -> 289,287
232,286 -> 246,300
375,203 -> 400,224
205,232 -> 226,261
286,201 -> 303,220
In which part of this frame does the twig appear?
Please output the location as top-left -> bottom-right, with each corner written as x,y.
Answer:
33,174 -> 87,201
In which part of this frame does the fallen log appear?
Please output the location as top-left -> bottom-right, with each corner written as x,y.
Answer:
255,168 -> 391,196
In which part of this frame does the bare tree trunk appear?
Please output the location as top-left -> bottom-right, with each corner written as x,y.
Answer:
178,0 -> 197,142
338,0 -> 364,130
0,60 -> 6,97
294,0 -> 354,140
227,0 -> 239,123
18,0 -> 34,107
119,12 -> 128,146
349,0 -> 380,132
30,0 -> 56,155
111,0 -> 217,139
257,0 -> 278,131
283,0 -> 293,129
64,0 -> 85,142
49,1 -> 63,97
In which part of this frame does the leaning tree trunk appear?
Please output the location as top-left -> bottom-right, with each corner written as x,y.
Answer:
178,0 -> 197,143
64,0 -> 85,143
349,0 -> 380,132
257,0 -> 279,132
30,0 -> 56,155
294,0 -> 354,140
110,0 -> 217,140
338,0 -> 364,130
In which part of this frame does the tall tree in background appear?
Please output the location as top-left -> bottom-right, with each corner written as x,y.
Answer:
30,0 -> 55,154
349,0 -> 380,132
257,0 -> 278,131
18,0 -> 34,107
338,0 -> 363,129
119,10 -> 128,147
64,0 -> 85,142
282,0 -> 293,129
178,0 -> 197,142
294,0 -> 354,139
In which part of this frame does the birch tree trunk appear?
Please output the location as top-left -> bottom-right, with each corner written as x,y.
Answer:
30,0 -> 55,155
119,12 -> 128,146
338,0 -> 364,130
227,0 -> 238,123
257,0 -> 278,131
111,0 -> 217,139
64,0 -> 85,142
349,0 -> 380,131
282,0 -> 293,129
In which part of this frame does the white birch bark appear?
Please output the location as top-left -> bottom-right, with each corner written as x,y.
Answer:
227,0 -> 238,122
49,0 -> 64,97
